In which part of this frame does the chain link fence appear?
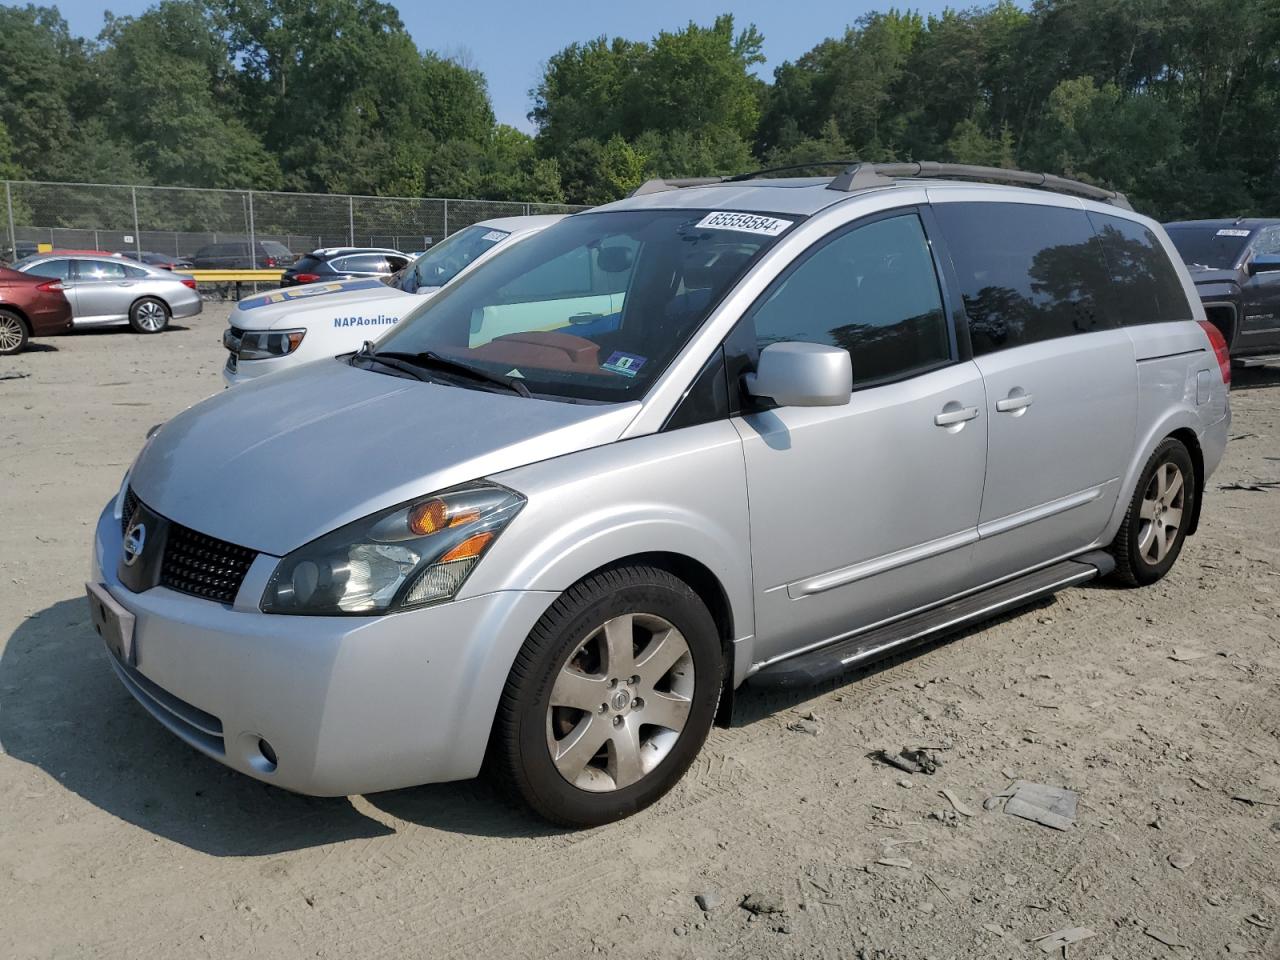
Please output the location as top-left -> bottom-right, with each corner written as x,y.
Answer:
2,180 -> 585,262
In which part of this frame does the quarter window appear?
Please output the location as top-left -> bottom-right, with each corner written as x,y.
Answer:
933,202 -> 1114,354
1088,213 -> 1192,326
746,212 -> 951,386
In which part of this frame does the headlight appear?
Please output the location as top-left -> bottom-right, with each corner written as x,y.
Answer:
238,328 -> 305,360
261,482 -> 524,616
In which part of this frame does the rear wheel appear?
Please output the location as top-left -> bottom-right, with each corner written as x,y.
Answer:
1111,438 -> 1195,586
0,310 -> 28,355
129,297 -> 169,334
491,565 -> 722,827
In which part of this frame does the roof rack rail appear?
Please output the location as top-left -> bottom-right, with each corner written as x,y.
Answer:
629,177 -> 727,196
827,161 -> 1132,210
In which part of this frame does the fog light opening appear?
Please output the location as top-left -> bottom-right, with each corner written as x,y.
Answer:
256,738 -> 278,772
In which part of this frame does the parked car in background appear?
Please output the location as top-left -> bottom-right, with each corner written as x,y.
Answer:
2,240 -> 39,264
191,240 -> 297,270
280,247 -> 411,288
1163,218 -> 1280,365
13,253 -> 201,333
93,164 -> 1229,827
0,264 -> 73,354
222,215 -> 562,384
121,250 -> 194,271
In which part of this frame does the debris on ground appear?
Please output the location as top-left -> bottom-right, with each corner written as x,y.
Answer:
991,781 -> 1079,831
981,923 -> 1005,937
871,746 -> 943,775
1218,480 -> 1280,492
787,718 -> 820,736
938,788 -> 975,817
740,892 -> 786,916
1230,791 -> 1280,807
1168,851 -> 1196,870
1170,647 -> 1209,661
1243,913 -> 1274,930
1145,925 -> 1189,948
695,891 -> 722,912
0,371 -> 30,382
1030,925 -> 1096,953
874,857 -> 913,869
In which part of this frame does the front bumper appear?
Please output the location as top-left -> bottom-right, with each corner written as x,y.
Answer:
91,500 -> 556,795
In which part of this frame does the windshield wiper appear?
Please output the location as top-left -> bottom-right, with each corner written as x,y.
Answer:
377,349 -> 532,398
349,341 -> 435,382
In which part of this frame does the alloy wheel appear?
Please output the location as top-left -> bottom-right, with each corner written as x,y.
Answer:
1138,461 -> 1185,564
0,315 -> 23,352
135,301 -> 166,331
546,613 -> 695,792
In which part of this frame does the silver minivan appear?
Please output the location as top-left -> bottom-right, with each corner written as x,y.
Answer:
88,164 -> 1231,827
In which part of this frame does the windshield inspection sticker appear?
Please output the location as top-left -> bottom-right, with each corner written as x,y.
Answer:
601,351 -> 648,378
1216,228 -> 1251,237
481,230 -> 510,242
695,211 -> 793,237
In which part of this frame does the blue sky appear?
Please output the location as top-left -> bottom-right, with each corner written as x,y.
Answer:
40,0 -> 963,131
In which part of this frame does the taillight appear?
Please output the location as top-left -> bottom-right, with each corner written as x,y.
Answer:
292,273 -> 321,283
265,257 -> 277,268
1198,320 -> 1231,387
180,278 -> 197,290
35,279 -> 64,292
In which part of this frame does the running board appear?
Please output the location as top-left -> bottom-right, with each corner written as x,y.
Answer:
751,552 -> 1115,689
1235,354 -> 1280,368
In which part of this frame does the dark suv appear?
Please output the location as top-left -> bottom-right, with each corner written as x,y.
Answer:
190,240 -> 298,270
1163,219 -> 1280,364
280,247 -> 411,287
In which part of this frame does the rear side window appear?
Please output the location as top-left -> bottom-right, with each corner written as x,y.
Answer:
77,259 -> 128,281
124,265 -> 149,278
294,255 -> 326,272
933,202 -> 1114,355
1088,213 -> 1192,326
340,254 -> 389,273
28,258 -> 73,280
746,211 -> 951,386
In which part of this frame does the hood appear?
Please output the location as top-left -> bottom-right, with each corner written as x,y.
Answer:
130,360 -> 640,555
1184,265 -> 1241,286
232,277 -> 430,331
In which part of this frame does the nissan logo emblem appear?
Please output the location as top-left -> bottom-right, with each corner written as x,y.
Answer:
122,521 -> 147,567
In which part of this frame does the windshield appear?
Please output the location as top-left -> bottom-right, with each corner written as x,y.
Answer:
396,224 -> 512,293
371,208 -> 796,402
1166,226 -> 1252,270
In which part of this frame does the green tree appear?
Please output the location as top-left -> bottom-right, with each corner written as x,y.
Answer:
0,5 -> 89,179
95,1 -> 282,189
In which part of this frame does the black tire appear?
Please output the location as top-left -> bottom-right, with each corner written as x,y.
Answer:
1111,438 -> 1196,586
128,297 -> 170,334
0,309 -> 28,355
491,565 -> 722,828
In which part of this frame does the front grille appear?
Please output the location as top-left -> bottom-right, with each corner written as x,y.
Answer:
121,487 -> 139,535
160,521 -> 258,604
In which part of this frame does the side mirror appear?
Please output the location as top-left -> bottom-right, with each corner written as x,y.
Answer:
1248,254 -> 1280,276
744,341 -> 852,407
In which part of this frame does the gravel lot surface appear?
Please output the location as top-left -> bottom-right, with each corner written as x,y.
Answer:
1,307 -> 1278,959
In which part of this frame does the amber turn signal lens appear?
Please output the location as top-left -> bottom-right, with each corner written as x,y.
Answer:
439,532 -> 494,563
408,499 -> 448,536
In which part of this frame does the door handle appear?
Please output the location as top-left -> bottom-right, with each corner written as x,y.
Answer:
995,392 -> 1034,413
934,405 -> 979,426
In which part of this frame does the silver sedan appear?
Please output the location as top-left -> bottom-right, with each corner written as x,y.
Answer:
12,254 -> 202,333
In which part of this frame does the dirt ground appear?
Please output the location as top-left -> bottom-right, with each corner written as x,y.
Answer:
1,306 -> 1278,960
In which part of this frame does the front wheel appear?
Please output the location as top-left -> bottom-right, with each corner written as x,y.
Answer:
491,566 -> 722,827
0,310 -> 28,355
1111,438 -> 1196,586
129,297 -> 169,334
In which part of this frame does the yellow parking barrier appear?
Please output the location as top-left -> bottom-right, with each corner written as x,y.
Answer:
186,269 -> 284,301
